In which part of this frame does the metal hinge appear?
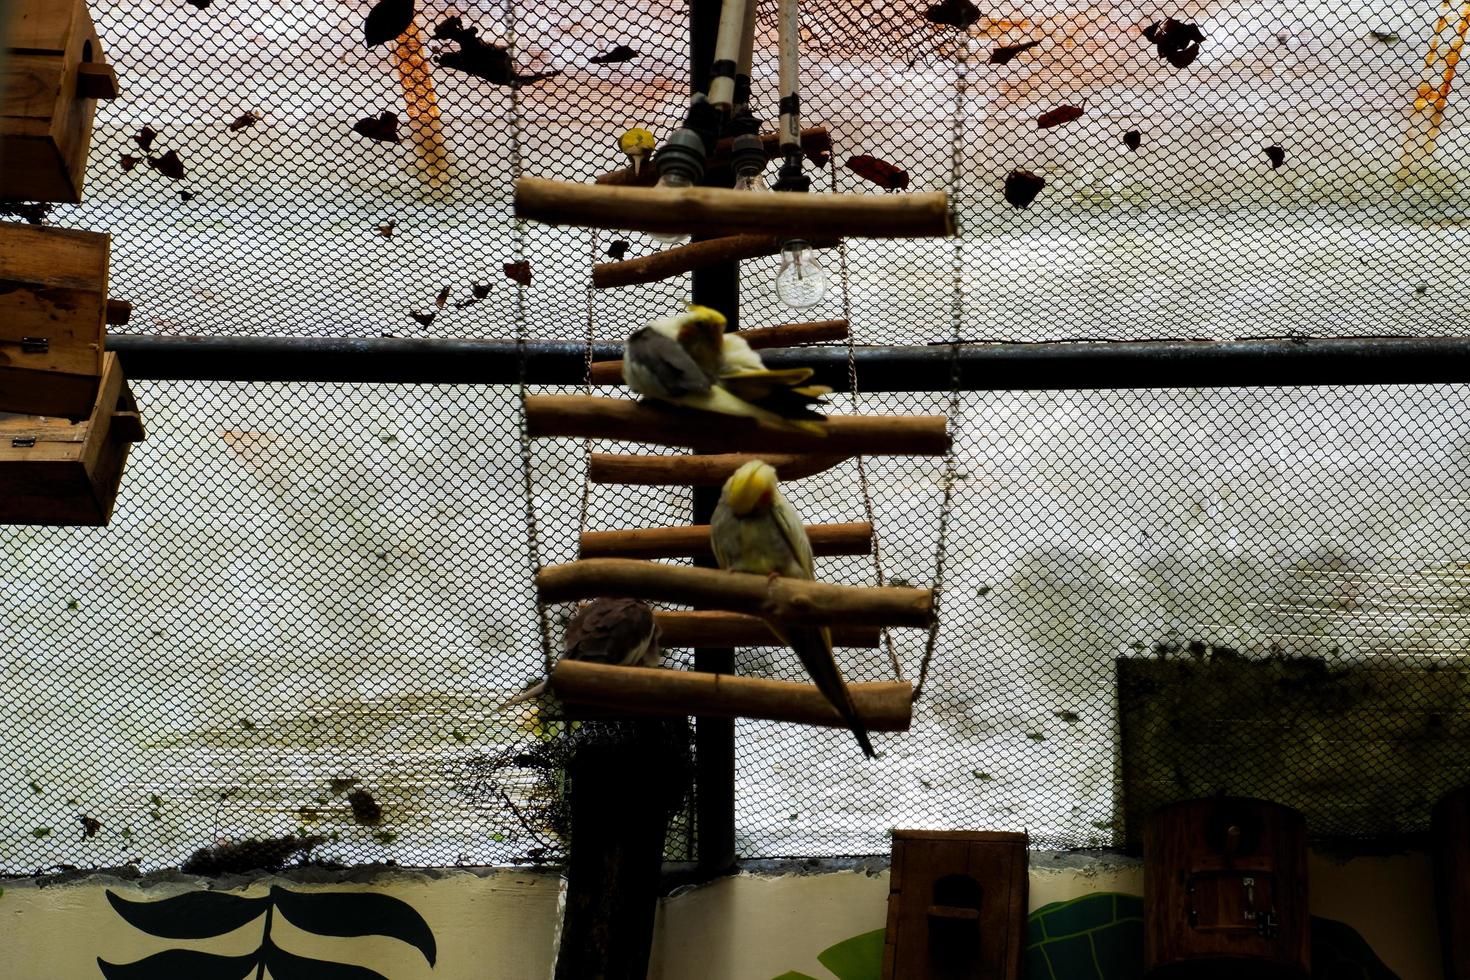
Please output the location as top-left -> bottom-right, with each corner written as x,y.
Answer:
11,436 -> 36,448
19,337 -> 49,354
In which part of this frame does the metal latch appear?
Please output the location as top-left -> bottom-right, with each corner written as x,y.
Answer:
19,337 -> 49,354
11,436 -> 36,448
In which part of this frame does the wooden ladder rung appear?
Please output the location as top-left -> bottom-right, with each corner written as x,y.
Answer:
524,395 -> 950,456
537,559 -> 933,627
551,660 -> 913,731
580,521 -> 871,560
589,452 -> 851,486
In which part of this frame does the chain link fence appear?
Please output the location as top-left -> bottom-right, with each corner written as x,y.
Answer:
4,0 -> 1470,872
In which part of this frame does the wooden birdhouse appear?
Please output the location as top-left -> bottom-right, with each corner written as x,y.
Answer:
1,0 -> 119,203
1433,785 -> 1470,980
882,830 -> 1029,979
1144,797 -> 1308,979
0,351 -> 143,526
0,221 -> 109,419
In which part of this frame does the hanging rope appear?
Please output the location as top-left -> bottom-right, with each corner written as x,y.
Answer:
910,31 -> 968,704
507,0 -> 557,678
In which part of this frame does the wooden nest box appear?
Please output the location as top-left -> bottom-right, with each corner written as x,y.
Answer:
0,221 -> 110,419
1144,797 -> 1308,979
0,351 -> 144,526
2,0 -> 119,202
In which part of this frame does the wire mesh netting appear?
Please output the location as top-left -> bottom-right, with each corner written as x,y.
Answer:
5,0 -> 1470,871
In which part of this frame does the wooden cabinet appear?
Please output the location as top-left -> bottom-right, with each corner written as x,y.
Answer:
0,221 -> 109,419
883,829 -> 1028,979
1433,786 -> 1470,979
1144,797 -> 1308,979
1,0 -> 118,202
0,352 -> 143,525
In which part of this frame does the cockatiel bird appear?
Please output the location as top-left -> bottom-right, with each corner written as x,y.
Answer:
622,304 -> 831,434
710,460 -> 876,757
499,597 -> 662,710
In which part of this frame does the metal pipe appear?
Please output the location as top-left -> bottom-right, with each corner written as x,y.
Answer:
776,0 -> 801,152
109,335 -> 1470,390
707,0 -> 750,112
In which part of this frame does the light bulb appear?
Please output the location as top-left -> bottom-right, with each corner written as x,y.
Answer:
775,240 -> 829,309
648,171 -> 692,244
734,170 -> 771,192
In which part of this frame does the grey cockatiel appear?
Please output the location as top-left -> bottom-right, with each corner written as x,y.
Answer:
709,459 -> 875,757
499,598 -> 662,710
622,304 -> 830,434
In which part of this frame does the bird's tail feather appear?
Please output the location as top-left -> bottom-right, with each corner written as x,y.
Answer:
680,387 -> 829,436
496,678 -> 547,712
777,623 -> 876,758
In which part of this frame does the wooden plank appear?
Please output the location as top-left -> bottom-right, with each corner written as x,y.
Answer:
6,0 -> 80,53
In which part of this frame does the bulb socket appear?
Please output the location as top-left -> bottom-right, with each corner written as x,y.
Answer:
730,134 -> 768,180
655,128 -> 707,184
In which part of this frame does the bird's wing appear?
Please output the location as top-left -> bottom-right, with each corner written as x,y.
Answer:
709,501 -> 735,570
625,328 -> 711,398
677,317 -> 726,376
769,491 -> 817,579
566,597 -> 659,664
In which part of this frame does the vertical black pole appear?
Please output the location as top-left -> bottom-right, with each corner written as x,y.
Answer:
689,0 -> 739,877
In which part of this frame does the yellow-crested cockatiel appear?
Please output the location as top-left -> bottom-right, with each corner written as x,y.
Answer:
499,597 -> 661,710
710,459 -> 875,757
622,305 -> 830,434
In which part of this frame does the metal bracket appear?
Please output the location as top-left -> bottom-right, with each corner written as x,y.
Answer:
20,337 -> 49,354
11,436 -> 36,448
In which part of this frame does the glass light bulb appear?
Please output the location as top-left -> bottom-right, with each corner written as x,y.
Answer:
775,240 -> 829,309
734,169 -> 770,192
648,171 -> 692,244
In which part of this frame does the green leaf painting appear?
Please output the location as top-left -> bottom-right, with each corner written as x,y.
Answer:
772,893 -> 1400,980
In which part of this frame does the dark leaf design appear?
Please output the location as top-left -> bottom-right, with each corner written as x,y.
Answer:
802,130 -> 834,168
1124,130 -> 1141,150
606,240 -> 630,261
97,948 -> 258,980
1037,104 -> 1083,129
503,261 -> 532,286
365,0 -> 415,47
227,111 -> 261,132
136,126 -> 158,151
590,44 -> 638,64
271,886 -> 437,966
454,299 -> 477,308
148,150 -> 186,180
377,220 -> 396,237
989,39 -> 1041,65
435,285 -> 450,308
923,0 -> 979,29
120,155 -> 140,171
845,154 -> 909,191
471,282 -> 491,299
1266,144 -> 1286,169
81,815 -> 102,838
105,889 -> 270,939
352,111 -> 401,143
1004,169 -> 1045,208
410,311 -> 435,327
263,944 -> 389,980
186,0 -> 211,8
347,788 -> 383,824
179,191 -> 195,201
0,201 -> 53,224
1143,18 -> 1203,69
434,29 -> 560,87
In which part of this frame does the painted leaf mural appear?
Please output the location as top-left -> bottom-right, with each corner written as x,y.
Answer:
104,889 -> 270,939
98,887 -> 436,978
774,894 -> 1402,980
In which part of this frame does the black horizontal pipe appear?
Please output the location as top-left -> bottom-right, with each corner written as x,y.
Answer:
108,334 -> 1470,391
